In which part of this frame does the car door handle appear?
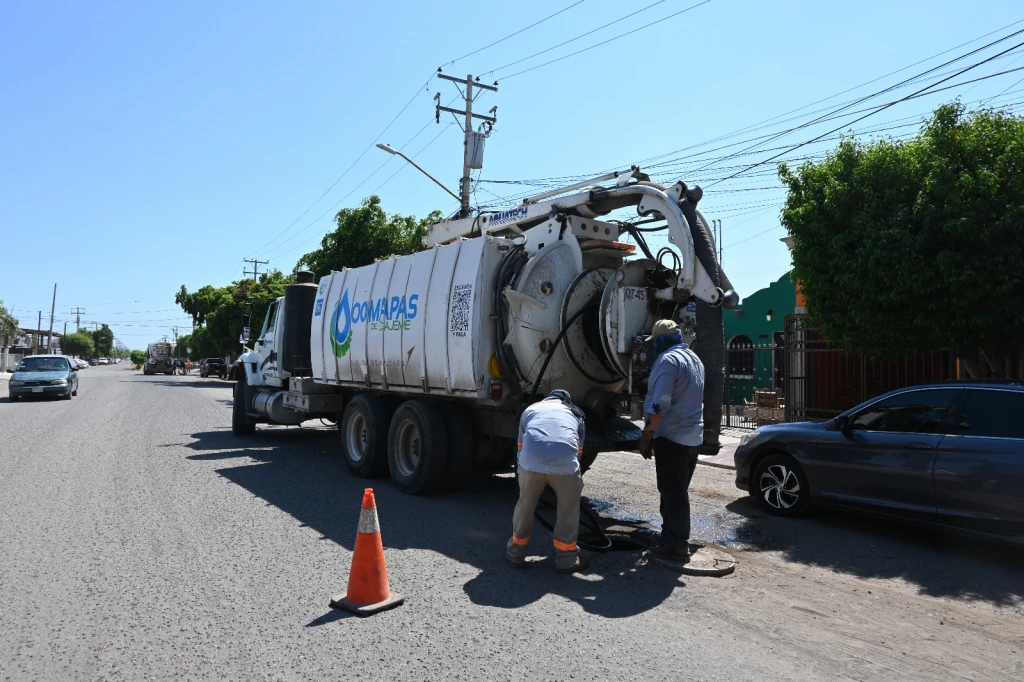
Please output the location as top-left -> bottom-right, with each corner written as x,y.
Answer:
904,442 -> 933,450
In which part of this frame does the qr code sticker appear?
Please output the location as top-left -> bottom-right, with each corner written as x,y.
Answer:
450,284 -> 472,337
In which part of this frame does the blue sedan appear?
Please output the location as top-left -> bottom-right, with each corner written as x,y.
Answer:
8,355 -> 80,401
734,381 -> 1024,545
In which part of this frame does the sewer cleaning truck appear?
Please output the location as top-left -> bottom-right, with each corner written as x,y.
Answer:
231,169 -> 737,494
144,342 -> 175,375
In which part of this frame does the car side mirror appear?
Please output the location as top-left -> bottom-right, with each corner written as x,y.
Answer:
834,415 -> 850,432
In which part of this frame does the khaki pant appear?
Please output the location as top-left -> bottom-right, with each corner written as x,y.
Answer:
506,468 -> 584,570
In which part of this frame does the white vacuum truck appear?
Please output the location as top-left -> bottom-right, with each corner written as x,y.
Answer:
232,169 -> 738,494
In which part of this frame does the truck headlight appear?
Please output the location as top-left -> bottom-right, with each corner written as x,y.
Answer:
10,380 -> 23,386
50,379 -> 68,386
739,431 -> 760,447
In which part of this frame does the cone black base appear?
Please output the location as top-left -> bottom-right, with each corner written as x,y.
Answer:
330,592 -> 405,616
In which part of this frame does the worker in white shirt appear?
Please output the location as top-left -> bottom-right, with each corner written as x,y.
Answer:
506,389 -> 589,574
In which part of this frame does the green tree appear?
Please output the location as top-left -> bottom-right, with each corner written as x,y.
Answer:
779,103 -> 1024,379
61,333 -> 95,358
0,301 -> 18,355
90,324 -> 115,357
130,350 -> 146,366
175,270 -> 293,358
295,195 -> 442,278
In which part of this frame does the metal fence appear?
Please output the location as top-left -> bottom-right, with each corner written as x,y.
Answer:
723,341 -> 786,430
720,316 -> 958,430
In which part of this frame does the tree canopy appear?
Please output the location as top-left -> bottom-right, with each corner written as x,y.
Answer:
61,333 -> 95,358
82,324 -> 116,357
174,196 -> 440,358
175,270 -> 293,358
295,195 -> 442,278
780,103 -> 1024,378
130,350 -> 146,366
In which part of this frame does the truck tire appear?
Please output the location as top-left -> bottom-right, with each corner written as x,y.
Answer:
387,400 -> 448,495
340,394 -> 390,478
232,377 -> 256,435
440,402 -> 475,491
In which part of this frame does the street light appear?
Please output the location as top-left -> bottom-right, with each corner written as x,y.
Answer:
375,143 -> 461,202
766,308 -> 774,323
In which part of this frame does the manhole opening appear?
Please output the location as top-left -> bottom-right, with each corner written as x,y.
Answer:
604,537 -> 647,552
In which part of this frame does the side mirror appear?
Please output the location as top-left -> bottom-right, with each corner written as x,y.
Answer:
834,415 -> 850,432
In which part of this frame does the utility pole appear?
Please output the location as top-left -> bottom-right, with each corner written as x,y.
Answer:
34,311 -> 41,354
47,283 -> 57,354
435,71 -> 497,218
71,307 -> 85,329
243,258 -> 269,282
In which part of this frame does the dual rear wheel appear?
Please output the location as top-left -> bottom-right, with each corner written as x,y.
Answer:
339,395 -> 476,495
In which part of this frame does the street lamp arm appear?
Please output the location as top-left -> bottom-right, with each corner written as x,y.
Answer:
376,144 -> 461,203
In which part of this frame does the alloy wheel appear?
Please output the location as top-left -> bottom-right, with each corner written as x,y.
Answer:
759,463 -> 802,510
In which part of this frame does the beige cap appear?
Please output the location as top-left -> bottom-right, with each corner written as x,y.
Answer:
645,319 -> 679,342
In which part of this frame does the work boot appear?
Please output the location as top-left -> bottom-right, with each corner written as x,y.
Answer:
650,545 -> 691,563
555,555 -> 589,574
507,553 -> 526,568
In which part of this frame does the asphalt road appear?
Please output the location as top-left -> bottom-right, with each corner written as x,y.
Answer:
1,365 -> 1022,681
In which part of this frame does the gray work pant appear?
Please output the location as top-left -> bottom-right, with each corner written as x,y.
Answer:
506,468 -> 584,570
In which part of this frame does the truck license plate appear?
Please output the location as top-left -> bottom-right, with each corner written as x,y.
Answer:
32,387 -> 43,393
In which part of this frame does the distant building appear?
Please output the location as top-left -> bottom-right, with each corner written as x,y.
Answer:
723,272 -> 796,404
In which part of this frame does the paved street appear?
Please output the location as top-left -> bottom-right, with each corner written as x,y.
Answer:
2,365 -> 1022,681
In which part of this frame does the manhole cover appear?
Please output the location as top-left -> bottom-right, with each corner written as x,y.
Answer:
648,543 -> 737,576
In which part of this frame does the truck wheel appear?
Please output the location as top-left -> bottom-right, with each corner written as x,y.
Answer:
232,377 -> 256,435
387,400 -> 448,495
440,402 -> 475,491
340,394 -> 390,478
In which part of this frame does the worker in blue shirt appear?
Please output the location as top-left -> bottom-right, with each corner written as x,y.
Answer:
638,319 -> 706,563
507,389 -> 589,574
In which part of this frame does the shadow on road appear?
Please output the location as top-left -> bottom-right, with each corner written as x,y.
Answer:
725,497 -> 1024,607
126,378 -> 232,389
183,428 -> 683,618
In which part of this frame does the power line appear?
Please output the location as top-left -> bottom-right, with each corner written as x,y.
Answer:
688,29 -> 1024,179
709,39 -> 1024,187
249,72 -> 436,257
269,122 -> 458,264
442,0 -> 590,68
481,0 -> 673,76
500,0 -> 713,80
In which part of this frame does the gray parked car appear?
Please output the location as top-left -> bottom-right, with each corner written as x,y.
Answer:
8,355 -> 80,401
734,382 -> 1024,545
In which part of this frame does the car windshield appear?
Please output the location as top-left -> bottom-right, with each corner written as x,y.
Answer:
17,357 -> 69,372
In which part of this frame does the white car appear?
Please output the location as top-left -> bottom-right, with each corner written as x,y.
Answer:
75,359 -> 88,369
98,358 -> 109,365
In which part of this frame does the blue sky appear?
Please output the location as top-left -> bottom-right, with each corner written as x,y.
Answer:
2,0 -> 1022,349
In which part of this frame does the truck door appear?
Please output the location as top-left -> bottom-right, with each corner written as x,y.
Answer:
254,300 -> 280,379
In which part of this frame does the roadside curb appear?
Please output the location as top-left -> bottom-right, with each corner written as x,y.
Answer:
697,442 -> 737,471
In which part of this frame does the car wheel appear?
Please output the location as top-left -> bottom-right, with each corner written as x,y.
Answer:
64,390 -> 73,400
72,388 -> 78,396
340,394 -> 390,478
231,377 -> 257,435
387,400 -> 448,496
752,453 -> 810,516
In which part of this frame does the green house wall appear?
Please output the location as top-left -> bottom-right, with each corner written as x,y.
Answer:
722,272 -> 796,405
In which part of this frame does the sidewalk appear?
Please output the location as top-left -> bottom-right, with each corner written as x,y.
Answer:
697,427 -> 745,470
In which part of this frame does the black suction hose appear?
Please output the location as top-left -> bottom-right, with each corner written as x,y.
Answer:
522,300 -> 613,551
526,302 -> 600,405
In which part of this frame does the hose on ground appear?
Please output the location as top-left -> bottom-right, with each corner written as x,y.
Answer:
533,491 -> 614,552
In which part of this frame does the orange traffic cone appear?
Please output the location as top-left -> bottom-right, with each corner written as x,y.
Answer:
329,488 -> 405,616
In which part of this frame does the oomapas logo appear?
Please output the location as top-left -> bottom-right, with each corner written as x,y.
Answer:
330,290 -> 420,358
